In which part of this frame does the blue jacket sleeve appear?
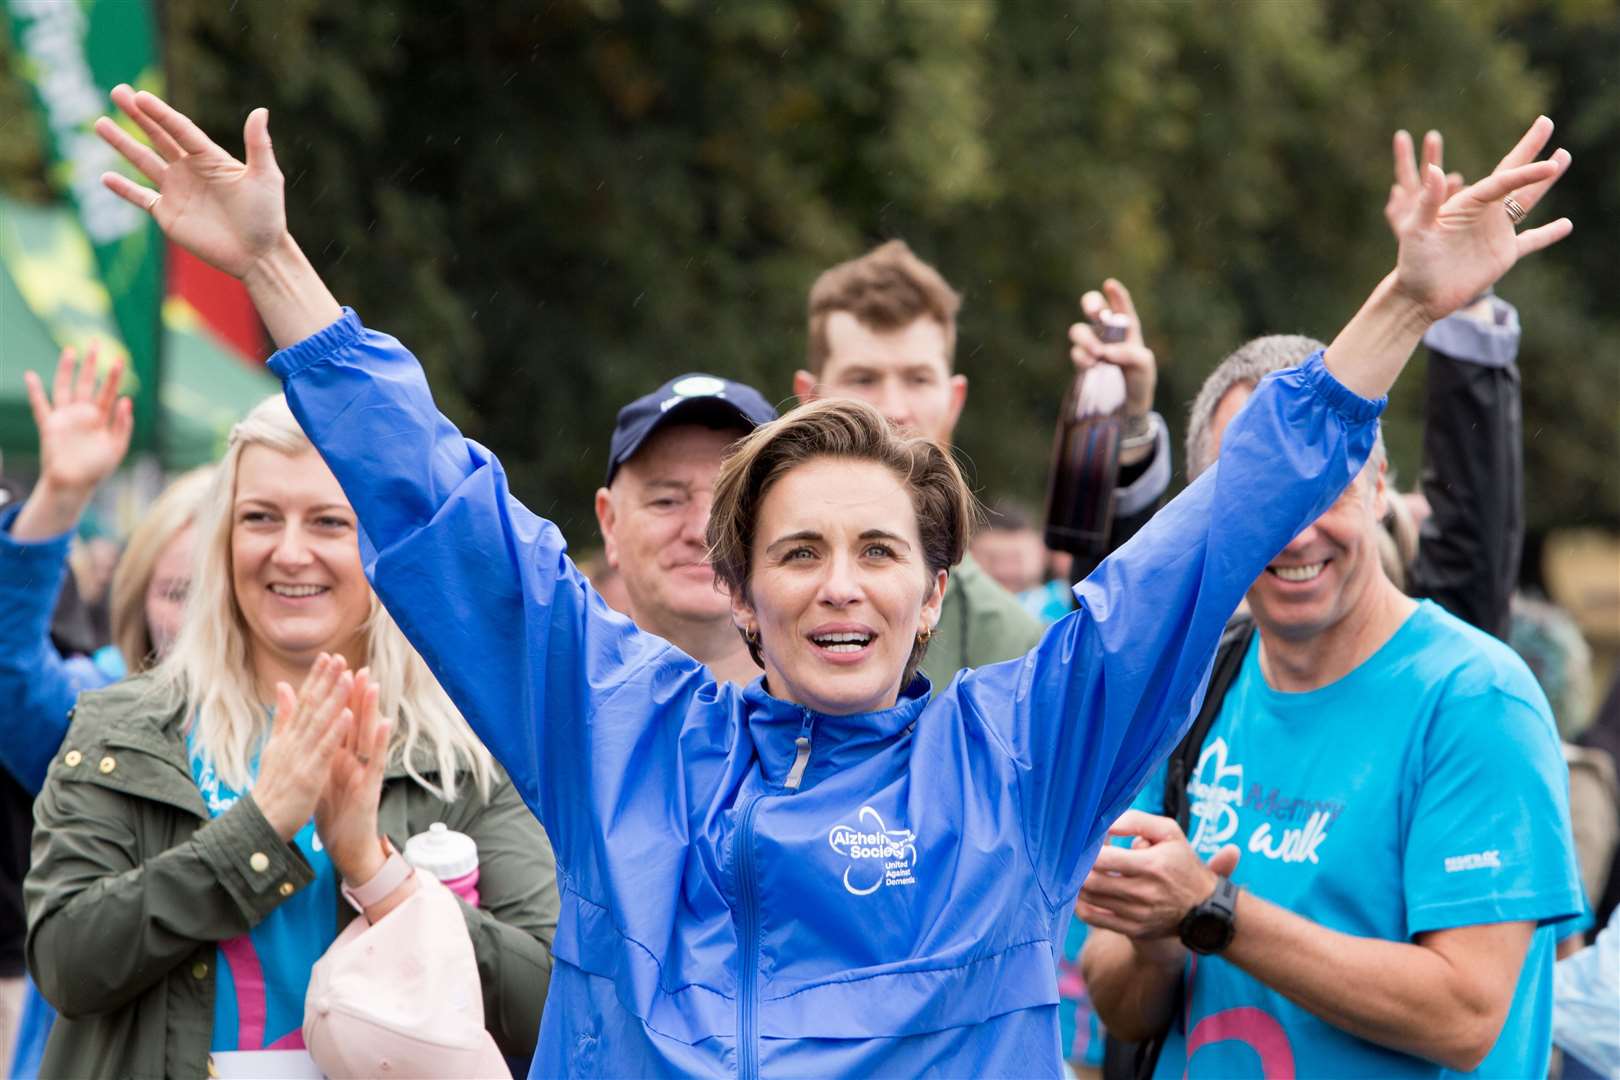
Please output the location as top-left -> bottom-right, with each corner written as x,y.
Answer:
267,310 -> 705,866
956,352 -> 1384,907
0,505 -> 116,792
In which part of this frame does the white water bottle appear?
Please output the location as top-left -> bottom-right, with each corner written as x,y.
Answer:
405,822 -> 481,907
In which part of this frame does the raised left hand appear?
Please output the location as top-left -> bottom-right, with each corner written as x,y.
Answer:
1075,810 -> 1240,940
1391,117 -> 1571,322
315,669 -> 390,884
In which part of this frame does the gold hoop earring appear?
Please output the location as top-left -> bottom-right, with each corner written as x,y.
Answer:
744,627 -> 761,647
916,626 -> 932,646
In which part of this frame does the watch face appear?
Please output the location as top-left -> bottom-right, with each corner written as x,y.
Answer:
1183,910 -> 1234,954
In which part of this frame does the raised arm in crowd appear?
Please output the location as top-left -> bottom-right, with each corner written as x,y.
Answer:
1079,126 -> 1581,1080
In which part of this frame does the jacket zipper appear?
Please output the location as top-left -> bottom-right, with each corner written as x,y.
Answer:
736,794 -> 763,1080
782,711 -> 814,791
736,709 -> 816,1077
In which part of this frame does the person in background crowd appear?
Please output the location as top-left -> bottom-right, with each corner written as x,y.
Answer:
25,394 -> 559,1078
1511,593 -> 1617,930
593,374 -> 777,686
1554,904 -> 1619,1080
791,241 -> 1172,681
971,500 -> 1073,625
1078,118 -> 1583,1080
66,525 -> 120,644
0,348 -> 217,1076
96,80 -> 1571,1077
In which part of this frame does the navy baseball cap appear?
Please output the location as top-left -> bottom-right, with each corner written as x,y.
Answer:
605,373 -> 778,485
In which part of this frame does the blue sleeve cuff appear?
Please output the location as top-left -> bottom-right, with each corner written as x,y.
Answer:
0,503 -> 74,562
1115,413 -> 1171,519
266,307 -> 366,381
1287,350 -> 1388,425
1421,297 -> 1521,368
1407,886 -> 1586,937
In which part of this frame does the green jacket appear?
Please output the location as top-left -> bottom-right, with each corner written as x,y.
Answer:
920,554 -> 1047,687
24,674 -> 559,1080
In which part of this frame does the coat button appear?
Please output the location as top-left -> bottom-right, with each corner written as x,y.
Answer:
278,882 -> 295,897
63,750 -> 82,767
192,961 -> 208,980
98,755 -> 116,774
249,852 -> 270,873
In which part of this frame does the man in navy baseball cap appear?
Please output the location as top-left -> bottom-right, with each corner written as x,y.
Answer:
594,373 -> 777,685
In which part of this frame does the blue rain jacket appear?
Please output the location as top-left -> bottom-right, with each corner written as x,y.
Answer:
270,311 -> 1383,1079
0,504 -> 124,791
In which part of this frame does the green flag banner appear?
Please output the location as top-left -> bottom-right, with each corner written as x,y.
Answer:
5,0 -> 164,450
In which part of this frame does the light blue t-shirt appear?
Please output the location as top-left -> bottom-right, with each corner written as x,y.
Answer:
188,726 -> 338,1051
1135,601 -> 1585,1079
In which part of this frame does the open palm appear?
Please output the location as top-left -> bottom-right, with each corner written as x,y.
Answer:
24,345 -> 132,495
95,84 -> 286,280
1393,117 -> 1571,321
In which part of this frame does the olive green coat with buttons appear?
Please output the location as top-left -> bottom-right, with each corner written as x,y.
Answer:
24,674 -> 560,1080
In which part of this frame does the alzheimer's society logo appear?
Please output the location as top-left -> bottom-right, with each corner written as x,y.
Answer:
1186,737 -> 1244,855
828,806 -> 918,896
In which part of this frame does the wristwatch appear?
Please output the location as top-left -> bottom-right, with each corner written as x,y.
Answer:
1178,875 -> 1240,955
341,836 -> 414,915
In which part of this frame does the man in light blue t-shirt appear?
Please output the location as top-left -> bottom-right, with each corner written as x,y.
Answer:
1078,326 -> 1584,1078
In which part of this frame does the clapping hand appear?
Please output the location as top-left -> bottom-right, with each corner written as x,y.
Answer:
1075,811 -> 1240,944
13,345 -> 133,541
95,84 -> 286,281
315,668 -> 392,885
254,654 -> 354,841
1390,117 -> 1571,322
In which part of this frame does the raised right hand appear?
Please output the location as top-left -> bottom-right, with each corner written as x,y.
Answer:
94,84 -> 286,280
1385,129 -> 1465,241
254,654 -> 354,841
12,345 -> 132,541
26,343 -> 131,496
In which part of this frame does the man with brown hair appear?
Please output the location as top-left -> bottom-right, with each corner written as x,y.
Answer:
793,240 -> 1170,683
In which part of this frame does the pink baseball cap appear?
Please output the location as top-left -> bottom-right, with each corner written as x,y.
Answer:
303,874 -> 510,1079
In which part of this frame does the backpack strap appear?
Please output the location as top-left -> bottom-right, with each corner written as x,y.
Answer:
1162,616 -> 1255,829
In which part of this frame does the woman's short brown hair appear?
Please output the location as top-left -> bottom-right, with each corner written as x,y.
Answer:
708,397 -> 978,687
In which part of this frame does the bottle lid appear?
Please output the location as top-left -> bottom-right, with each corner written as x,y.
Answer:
404,821 -> 479,881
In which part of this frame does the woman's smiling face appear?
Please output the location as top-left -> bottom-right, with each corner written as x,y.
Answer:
733,456 -> 945,716
230,445 -> 372,683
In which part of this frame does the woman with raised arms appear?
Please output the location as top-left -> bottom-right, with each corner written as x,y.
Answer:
92,85 -> 1569,1078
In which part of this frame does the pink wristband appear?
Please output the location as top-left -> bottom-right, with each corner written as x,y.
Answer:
341,837 -> 414,914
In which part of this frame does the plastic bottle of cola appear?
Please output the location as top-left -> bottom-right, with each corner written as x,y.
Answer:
1044,310 -> 1130,559
404,822 -> 481,907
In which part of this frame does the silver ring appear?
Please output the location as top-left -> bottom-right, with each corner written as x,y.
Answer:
355,753 -> 371,766
1504,196 -> 1526,226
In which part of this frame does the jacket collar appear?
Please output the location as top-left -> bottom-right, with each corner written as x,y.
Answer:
740,674 -> 932,790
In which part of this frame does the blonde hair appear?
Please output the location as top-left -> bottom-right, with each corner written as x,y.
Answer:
109,466 -> 215,672
148,395 -> 493,801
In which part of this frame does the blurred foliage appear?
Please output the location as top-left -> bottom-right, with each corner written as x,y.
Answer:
1,0 -> 1614,543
